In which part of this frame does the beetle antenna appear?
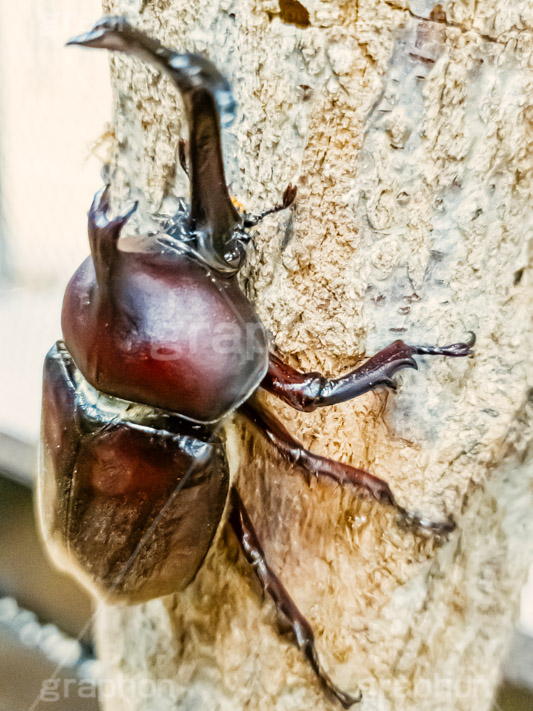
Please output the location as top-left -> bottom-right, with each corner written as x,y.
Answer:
68,16 -> 242,273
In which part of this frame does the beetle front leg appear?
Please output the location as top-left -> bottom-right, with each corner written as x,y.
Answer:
261,334 -> 475,412
229,487 -> 360,708
240,398 -> 455,535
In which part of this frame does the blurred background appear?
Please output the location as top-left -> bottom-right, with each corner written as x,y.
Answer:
0,1 -> 530,710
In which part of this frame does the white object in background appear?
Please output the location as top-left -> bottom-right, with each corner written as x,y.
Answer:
0,0 -> 110,445
0,0 -> 110,285
0,286 -> 64,444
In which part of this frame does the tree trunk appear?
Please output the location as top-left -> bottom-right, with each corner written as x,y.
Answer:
96,1 -> 533,709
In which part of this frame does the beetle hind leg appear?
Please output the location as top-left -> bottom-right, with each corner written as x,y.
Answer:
240,398 -> 455,536
229,487 -> 360,708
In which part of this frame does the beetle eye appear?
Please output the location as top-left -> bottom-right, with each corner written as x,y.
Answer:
223,239 -> 246,269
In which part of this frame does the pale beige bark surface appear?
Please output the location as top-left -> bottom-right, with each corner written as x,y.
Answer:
95,1 -> 533,709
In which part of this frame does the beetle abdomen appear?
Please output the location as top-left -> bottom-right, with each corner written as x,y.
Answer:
62,237 -> 269,423
38,342 -> 230,604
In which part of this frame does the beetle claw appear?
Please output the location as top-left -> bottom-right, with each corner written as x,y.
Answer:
403,355 -> 419,371
370,485 -> 455,538
396,506 -> 456,537
412,332 -> 476,359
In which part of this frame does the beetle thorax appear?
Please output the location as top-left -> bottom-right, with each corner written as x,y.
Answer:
62,234 -> 268,423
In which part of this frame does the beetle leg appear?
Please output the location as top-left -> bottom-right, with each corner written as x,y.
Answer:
243,183 -> 297,228
240,398 -> 455,535
261,333 -> 475,412
229,487 -> 360,708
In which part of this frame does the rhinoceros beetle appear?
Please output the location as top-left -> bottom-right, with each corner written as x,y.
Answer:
38,16 -> 474,708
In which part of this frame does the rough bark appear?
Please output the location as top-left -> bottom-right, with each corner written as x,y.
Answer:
95,1 -> 533,710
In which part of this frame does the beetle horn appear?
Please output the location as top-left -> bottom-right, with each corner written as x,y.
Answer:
68,16 -> 243,273
87,184 -> 138,287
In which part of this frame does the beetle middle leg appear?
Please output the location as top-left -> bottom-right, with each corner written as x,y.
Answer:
229,487 -> 360,708
240,398 -> 455,534
261,334 -> 475,412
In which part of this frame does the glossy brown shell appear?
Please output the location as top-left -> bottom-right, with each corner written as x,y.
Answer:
38,342 -> 229,604
62,239 -> 269,424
